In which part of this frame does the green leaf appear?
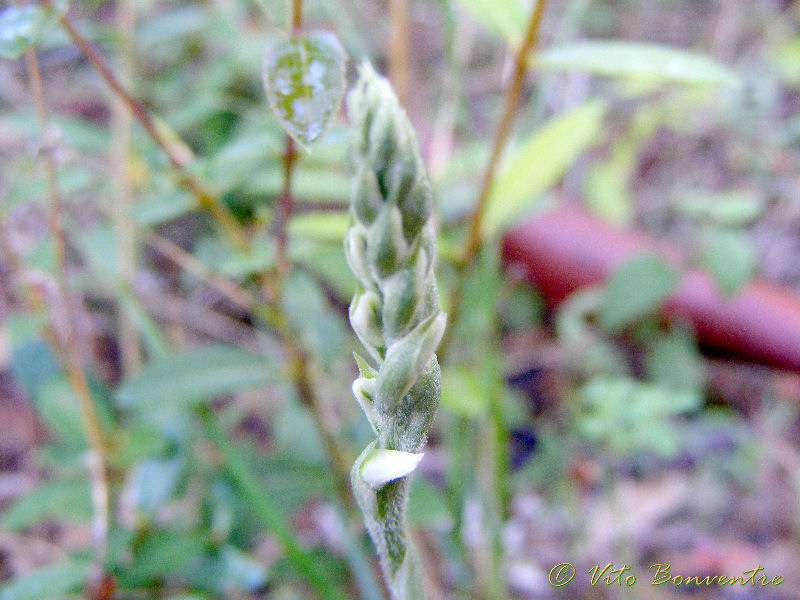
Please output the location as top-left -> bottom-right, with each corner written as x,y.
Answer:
116,345 -> 276,409
199,414 -> 350,600
131,190 -> 195,225
263,31 -> 347,150
677,190 -> 764,226
122,529 -> 209,586
483,100 -> 606,238
407,478 -> 451,526
453,0 -> 525,44
288,211 -> 349,243
644,326 -> 704,392
33,378 -> 87,447
440,367 -> 489,417
598,254 -> 680,330
122,456 -> 185,515
700,229 -> 756,295
0,5 -> 53,60
536,41 -> 741,86
10,337 -> 60,399
0,559 -> 90,600
2,478 -> 91,531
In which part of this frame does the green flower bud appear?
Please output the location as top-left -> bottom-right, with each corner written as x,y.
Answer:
349,287 -> 384,359
344,62 -> 444,600
367,203 -> 408,279
344,224 -> 373,288
376,311 -> 446,410
352,166 -> 383,225
381,245 -> 429,340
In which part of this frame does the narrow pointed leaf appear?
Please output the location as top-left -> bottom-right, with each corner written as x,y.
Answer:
483,100 -> 607,238
536,41 -> 740,86
263,31 -> 347,150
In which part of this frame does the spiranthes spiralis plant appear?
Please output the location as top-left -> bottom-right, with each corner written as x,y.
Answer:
344,63 -> 446,600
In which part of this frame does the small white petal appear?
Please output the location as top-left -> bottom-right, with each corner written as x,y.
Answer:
360,448 -> 424,489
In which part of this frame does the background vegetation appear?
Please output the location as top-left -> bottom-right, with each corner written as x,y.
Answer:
1,0 -> 800,599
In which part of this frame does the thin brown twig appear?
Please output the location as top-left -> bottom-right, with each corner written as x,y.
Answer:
44,1 -> 248,249
439,0 -> 547,361
142,229 -> 258,311
276,137 -> 297,276
24,47 -> 110,578
111,0 -> 140,373
388,0 -> 410,106
290,0 -> 302,35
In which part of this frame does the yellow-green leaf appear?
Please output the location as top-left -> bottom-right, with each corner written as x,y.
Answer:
536,41 -> 740,86
483,99 -> 607,238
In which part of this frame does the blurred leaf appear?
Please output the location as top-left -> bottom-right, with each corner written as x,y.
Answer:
123,529 -> 209,586
771,35 -> 800,86
453,0 -> 525,44
578,376 -> 700,457
0,111 -> 109,152
200,414 -> 350,600
281,271 -> 347,369
131,190 -> 195,226
116,345 -> 276,409
441,367 -> 489,417
598,254 -> 680,330
0,5 -> 54,60
536,41 -> 740,86
7,165 -> 94,210
0,559 -> 90,600
289,238 -> 355,301
288,211 -> 349,243
138,5 -> 209,49
700,228 -> 756,295
187,545 -> 269,594
263,32 -> 347,150
677,190 -> 764,226
483,100 -> 607,238
209,126 -> 283,192
10,337 -> 60,398
194,235 -> 276,279
112,425 -> 170,467
34,378 -> 87,446
408,478 -> 452,526
247,166 -> 351,202
122,455 -> 185,515
584,139 -> 636,225
2,478 -> 91,531
644,325 -> 704,391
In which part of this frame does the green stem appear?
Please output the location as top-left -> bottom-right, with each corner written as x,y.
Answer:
199,410 -> 350,600
439,0 -> 547,362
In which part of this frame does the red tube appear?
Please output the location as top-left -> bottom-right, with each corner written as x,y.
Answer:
501,205 -> 800,372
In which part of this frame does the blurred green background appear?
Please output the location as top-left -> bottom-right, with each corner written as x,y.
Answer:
1,1 -> 800,599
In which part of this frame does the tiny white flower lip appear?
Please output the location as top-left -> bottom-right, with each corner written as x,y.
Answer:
360,448 -> 424,489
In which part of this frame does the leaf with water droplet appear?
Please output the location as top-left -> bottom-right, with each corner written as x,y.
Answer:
263,31 -> 347,151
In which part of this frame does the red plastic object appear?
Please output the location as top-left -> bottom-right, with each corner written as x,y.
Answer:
501,205 -> 800,372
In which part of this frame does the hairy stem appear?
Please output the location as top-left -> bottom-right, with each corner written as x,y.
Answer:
24,46 -> 110,577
